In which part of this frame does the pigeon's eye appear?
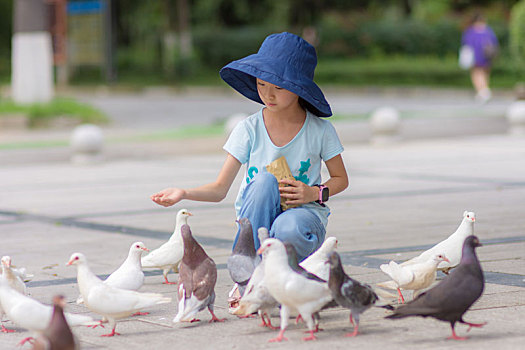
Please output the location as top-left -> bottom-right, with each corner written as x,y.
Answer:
75,256 -> 79,260
136,245 -> 140,248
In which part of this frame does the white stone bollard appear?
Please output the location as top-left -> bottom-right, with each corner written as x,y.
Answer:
370,106 -> 401,145
70,124 -> 104,165
506,101 -> 525,136
224,113 -> 248,135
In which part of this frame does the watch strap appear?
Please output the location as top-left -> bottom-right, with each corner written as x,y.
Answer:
314,184 -> 327,204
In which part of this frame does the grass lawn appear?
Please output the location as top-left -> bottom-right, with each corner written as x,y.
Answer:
0,98 -> 109,127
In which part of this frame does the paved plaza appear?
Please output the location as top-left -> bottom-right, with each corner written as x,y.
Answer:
0,89 -> 524,349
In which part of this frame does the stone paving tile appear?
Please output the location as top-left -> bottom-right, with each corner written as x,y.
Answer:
1,132 -> 524,349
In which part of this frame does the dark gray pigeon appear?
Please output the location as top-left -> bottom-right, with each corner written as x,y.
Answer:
386,235 -> 486,340
327,251 -> 383,337
173,224 -> 224,323
228,218 -> 261,297
32,295 -> 77,350
284,242 -> 325,282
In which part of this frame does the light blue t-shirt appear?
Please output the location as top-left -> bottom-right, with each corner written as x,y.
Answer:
223,109 -> 344,228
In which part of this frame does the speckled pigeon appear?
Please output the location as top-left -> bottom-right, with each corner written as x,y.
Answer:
386,235 -> 486,340
327,251 -> 386,337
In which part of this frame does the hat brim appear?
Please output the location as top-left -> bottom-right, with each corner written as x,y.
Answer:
220,55 -> 332,117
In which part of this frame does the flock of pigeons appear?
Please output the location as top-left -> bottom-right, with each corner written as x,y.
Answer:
0,209 -> 486,348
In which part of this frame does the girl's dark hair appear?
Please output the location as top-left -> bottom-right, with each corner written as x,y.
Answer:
471,12 -> 485,25
299,98 -> 310,112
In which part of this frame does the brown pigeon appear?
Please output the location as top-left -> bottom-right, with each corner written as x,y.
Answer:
386,235 -> 486,340
173,224 -> 225,323
32,295 -> 77,350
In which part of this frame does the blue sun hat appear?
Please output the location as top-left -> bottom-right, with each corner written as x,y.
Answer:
220,32 -> 332,117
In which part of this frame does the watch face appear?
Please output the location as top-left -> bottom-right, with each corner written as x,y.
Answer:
321,187 -> 329,202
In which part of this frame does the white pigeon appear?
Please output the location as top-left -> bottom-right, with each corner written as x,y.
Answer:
401,211 -> 475,273
257,238 -> 333,342
141,208 -> 193,284
0,277 -> 96,346
232,228 -> 279,329
77,242 -> 149,310
378,253 -> 450,303
0,260 -> 33,283
1,256 -> 27,295
0,256 -> 27,334
299,237 -> 338,281
104,241 -> 148,290
67,252 -> 171,337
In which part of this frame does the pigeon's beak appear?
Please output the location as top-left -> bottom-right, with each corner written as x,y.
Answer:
187,212 -> 193,216
142,247 -> 150,252
443,257 -> 451,263
66,259 -> 74,266
256,247 -> 265,255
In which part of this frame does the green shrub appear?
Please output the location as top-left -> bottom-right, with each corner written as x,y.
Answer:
510,0 -> 525,65
318,18 -> 464,58
192,26 -> 282,68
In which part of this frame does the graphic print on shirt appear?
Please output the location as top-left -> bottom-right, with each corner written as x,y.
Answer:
294,158 -> 311,184
246,166 -> 259,184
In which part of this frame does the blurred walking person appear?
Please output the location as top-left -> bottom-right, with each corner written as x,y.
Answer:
461,13 -> 499,103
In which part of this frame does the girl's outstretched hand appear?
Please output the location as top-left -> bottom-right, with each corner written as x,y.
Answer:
279,179 -> 318,205
150,188 -> 185,207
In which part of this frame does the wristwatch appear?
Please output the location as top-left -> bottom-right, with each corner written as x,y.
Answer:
314,185 -> 329,205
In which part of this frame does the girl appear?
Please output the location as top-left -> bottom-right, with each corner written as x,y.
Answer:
151,32 -> 348,262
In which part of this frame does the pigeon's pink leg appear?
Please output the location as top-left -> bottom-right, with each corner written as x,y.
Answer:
131,311 -> 150,316
17,337 -> 35,346
344,323 -> 359,337
259,313 -> 279,330
447,325 -> 467,340
268,328 -> 288,342
163,276 -> 177,285
464,321 -> 487,332
87,321 -> 105,329
208,308 -> 225,323
349,313 -> 355,326
295,315 -> 303,324
303,330 -> 317,341
237,313 -> 257,319
100,327 -> 120,337
397,288 -> 405,304
1,324 -> 14,333
259,314 -> 269,327
189,318 -> 200,323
